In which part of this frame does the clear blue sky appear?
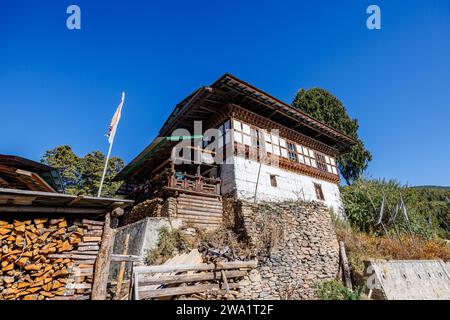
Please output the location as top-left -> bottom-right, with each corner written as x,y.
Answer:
1,1 -> 449,186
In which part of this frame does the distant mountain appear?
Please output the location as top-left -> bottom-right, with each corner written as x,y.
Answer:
411,185 -> 450,190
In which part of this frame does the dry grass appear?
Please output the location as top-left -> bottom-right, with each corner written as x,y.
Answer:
336,225 -> 450,276
194,226 -> 254,260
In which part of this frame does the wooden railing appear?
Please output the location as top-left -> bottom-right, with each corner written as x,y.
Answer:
132,260 -> 257,300
167,174 -> 221,195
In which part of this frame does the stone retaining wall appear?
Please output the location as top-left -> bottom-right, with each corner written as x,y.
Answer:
235,201 -> 340,299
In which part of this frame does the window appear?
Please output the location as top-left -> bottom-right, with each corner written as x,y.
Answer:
287,142 -> 297,162
315,152 -> 328,172
314,183 -> 325,201
270,175 -> 278,187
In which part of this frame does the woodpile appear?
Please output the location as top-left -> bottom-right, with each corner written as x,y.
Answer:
122,198 -> 163,225
0,217 -> 104,300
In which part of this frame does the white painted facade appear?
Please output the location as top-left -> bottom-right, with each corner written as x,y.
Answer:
221,156 -> 344,217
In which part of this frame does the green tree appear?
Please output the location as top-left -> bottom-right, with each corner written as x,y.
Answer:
41,145 -> 82,194
292,88 -> 372,184
41,145 -> 124,197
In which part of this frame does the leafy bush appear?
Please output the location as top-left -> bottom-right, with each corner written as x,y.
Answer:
145,227 -> 190,265
340,178 -> 450,239
314,279 -> 364,300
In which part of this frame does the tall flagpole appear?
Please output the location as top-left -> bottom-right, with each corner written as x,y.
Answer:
97,92 -> 125,197
97,140 -> 114,197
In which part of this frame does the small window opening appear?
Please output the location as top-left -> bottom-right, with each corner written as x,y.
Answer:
270,175 -> 277,187
314,183 -> 325,201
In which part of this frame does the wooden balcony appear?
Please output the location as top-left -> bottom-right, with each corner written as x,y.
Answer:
167,174 -> 221,196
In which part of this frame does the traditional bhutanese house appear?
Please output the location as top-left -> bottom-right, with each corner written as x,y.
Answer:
0,155 -> 134,300
115,74 -> 356,229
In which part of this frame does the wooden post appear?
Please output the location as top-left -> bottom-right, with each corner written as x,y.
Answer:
92,212 -> 115,300
339,241 -> 352,290
114,233 -> 130,299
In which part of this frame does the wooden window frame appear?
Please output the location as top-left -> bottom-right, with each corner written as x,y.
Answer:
314,183 -> 325,201
270,174 -> 278,187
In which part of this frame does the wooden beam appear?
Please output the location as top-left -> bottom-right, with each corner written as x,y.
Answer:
114,234 -> 130,300
110,254 -> 143,263
339,241 -> 353,290
0,205 -> 106,214
138,270 -> 246,286
139,283 -> 239,300
134,260 -> 257,274
67,195 -> 84,206
0,176 -> 9,187
92,213 -> 114,300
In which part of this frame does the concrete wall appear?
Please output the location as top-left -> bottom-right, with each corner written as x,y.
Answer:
366,260 -> 450,300
113,217 -> 182,257
221,156 -> 343,216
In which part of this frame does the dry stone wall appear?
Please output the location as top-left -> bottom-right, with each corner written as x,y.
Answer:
235,201 -> 340,299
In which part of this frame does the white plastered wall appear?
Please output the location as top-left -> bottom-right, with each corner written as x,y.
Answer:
221,156 -> 344,217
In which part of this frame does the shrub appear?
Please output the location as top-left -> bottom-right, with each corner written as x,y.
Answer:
145,227 -> 190,265
314,279 -> 364,300
340,178 -> 449,239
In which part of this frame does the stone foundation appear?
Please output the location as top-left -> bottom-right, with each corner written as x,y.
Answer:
235,201 -> 340,300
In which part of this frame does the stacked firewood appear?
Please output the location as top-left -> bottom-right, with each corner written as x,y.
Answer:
0,218 -> 103,300
123,198 -> 162,225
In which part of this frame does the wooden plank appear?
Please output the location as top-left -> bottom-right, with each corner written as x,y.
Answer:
177,206 -> 223,214
111,254 -> 143,263
67,195 -> 84,206
217,260 -> 258,269
177,205 -> 223,213
115,234 -> 130,300
339,241 -> 352,290
134,260 -> 257,274
0,205 -> 106,214
139,283 -> 239,299
139,270 -> 246,286
177,209 -> 223,217
177,212 -> 223,219
177,216 -> 222,224
177,199 -> 222,207
134,263 -> 213,274
81,219 -> 104,226
48,253 -> 97,260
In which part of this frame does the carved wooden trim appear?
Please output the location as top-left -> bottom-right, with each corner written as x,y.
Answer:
233,142 -> 339,184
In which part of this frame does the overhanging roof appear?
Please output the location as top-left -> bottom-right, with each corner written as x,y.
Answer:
114,135 -> 202,181
116,73 -> 358,182
0,188 -> 134,215
0,154 -> 64,193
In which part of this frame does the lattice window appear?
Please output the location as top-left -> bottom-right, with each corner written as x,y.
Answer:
287,142 -> 297,162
